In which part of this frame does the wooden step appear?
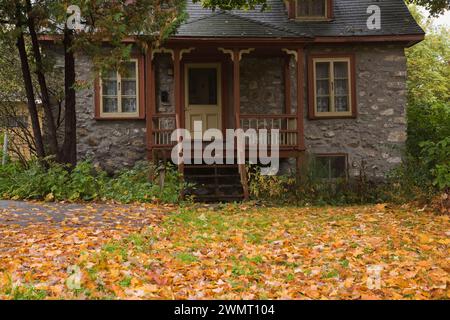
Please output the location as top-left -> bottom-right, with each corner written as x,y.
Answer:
183,163 -> 244,202
192,194 -> 244,203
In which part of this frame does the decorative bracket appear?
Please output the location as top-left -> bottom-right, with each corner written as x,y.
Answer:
219,48 -> 255,61
282,48 -> 298,62
218,47 -> 234,61
180,47 -> 196,60
239,48 -> 255,61
151,47 -> 175,61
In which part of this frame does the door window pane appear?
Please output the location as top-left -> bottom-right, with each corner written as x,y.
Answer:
188,68 -> 218,105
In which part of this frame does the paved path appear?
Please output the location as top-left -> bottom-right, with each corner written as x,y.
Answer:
0,200 -> 173,228
0,200 -> 176,284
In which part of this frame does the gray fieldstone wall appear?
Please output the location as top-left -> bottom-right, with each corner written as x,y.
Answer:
303,45 -> 408,178
240,57 -> 285,115
237,44 -> 408,178
49,43 -> 408,177
71,50 -> 147,173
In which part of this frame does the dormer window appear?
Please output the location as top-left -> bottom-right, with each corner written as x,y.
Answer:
294,0 -> 332,20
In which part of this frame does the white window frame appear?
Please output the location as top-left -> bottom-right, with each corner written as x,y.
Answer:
295,0 -> 328,20
312,57 -> 353,117
99,59 -> 140,118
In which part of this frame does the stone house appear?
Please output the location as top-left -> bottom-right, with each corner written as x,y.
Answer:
49,0 -> 424,200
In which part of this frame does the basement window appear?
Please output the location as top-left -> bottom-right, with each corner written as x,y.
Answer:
313,154 -> 347,180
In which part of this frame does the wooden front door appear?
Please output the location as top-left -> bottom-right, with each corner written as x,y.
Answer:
184,63 -> 222,137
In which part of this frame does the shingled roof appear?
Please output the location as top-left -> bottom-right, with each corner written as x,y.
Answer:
174,0 -> 424,38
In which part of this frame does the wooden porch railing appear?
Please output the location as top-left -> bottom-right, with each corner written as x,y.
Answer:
240,114 -> 299,149
151,113 -> 300,150
152,113 -> 176,147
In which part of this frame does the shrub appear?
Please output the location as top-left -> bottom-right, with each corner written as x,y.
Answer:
248,165 -> 295,202
0,160 -> 185,204
248,161 -> 391,206
420,137 -> 450,191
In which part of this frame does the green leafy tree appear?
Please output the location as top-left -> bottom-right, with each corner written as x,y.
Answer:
0,0 -> 186,166
406,6 -> 450,106
407,0 -> 450,16
405,5 -> 450,192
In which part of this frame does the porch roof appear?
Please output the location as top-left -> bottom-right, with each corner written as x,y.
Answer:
176,11 -> 307,38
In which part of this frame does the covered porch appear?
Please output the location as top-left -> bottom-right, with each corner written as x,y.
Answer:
145,40 -> 307,161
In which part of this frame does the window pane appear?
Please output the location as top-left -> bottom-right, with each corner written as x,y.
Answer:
122,98 -> 137,113
297,0 -> 326,17
334,62 -> 348,79
317,96 -> 330,112
122,62 -> 137,79
316,62 -> 329,79
334,62 -> 350,112
122,80 -> 137,96
334,79 -> 349,112
334,79 -> 348,96
102,80 -> 117,96
315,62 -> 330,113
316,80 -> 330,96
314,156 -> 331,179
103,97 -> 118,113
330,156 -> 347,178
335,96 -> 349,112
188,68 -> 217,105
103,69 -> 117,80
312,0 -> 325,16
314,155 -> 347,179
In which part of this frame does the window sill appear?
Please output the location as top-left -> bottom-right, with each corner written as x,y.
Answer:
95,115 -> 145,121
293,18 -> 333,22
309,113 -> 356,120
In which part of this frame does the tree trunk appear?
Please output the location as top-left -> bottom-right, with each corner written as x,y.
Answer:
25,0 -> 59,159
15,4 -> 45,159
60,28 -> 77,167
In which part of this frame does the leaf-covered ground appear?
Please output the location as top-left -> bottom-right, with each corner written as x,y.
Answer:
0,201 -> 448,300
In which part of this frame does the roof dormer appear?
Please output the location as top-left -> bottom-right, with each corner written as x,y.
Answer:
287,0 -> 334,21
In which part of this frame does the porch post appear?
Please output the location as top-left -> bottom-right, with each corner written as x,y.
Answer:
173,48 -> 184,177
233,49 -> 250,201
145,47 -> 155,160
296,47 -> 305,150
232,49 -> 241,132
174,49 -> 181,129
296,47 -> 306,180
284,56 -> 292,115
